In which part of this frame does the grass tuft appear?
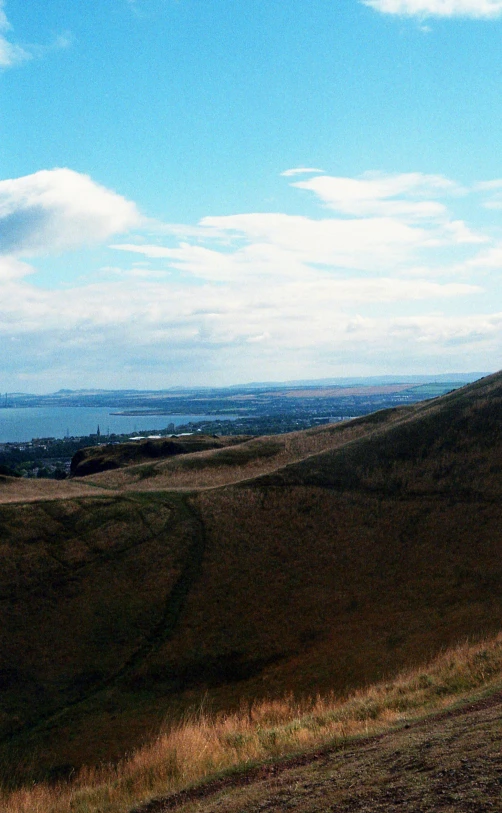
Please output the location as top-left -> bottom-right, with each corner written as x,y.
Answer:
1,632 -> 501,813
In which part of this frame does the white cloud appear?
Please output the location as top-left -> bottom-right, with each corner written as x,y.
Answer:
1,167 -> 501,388
474,180 -> 502,210
146,221 -> 232,241
474,179 -> 502,191
0,273 -> 481,348
292,171 -> 462,220
112,172 -> 489,293
103,170 -> 499,379
0,271 -> 494,390
0,256 -> 33,281
363,0 -> 502,18
0,168 -> 141,256
199,212 -> 431,270
281,167 -> 325,177
112,243 -> 180,260
0,39 -> 30,67
113,216 -> 426,282
465,245 -> 502,268
389,312 -> 502,342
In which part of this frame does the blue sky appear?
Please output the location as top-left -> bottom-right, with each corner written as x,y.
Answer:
1,0 -> 502,391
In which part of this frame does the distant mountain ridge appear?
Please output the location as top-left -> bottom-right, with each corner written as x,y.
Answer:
1,371 -> 490,399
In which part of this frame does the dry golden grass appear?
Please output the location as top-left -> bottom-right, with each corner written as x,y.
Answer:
2,633 -> 501,813
0,476 -> 115,504
78,411 -> 408,493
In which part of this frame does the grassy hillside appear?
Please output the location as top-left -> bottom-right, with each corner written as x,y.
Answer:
2,633 -> 501,813
0,371 -> 500,783
70,435 -> 251,477
75,406 -> 412,492
260,369 -> 502,497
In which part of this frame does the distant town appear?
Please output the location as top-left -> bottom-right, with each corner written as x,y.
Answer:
0,376 -> 483,478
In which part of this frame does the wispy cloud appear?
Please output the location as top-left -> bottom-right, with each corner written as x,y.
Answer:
281,167 -> 325,177
0,1 -> 71,69
0,1 -> 30,67
363,0 -> 502,19
474,179 -> 502,209
291,171 -> 464,221
0,256 -> 34,281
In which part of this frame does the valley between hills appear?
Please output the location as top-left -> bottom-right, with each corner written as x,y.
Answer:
0,371 -> 501,811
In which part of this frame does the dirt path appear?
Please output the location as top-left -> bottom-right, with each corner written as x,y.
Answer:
132,691 -> 502,813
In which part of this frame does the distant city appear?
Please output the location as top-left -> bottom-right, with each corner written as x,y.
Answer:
0,374 -> 487,479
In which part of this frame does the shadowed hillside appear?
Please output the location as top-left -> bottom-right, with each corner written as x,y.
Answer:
259,369 -> 502,498
0,371 -> 500,782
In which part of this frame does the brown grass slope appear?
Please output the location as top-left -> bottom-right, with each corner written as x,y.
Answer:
0,372 -> 500,783
3,634 -> 501,813
70,435 -> 252,477
158,371 -> 502,697
257,368 -> 502,498
150,687 -> 502,813
73,406 -> 414,493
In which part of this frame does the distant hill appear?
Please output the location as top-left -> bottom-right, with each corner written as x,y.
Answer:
0,371 -> 500,783
69,434 -> 251,476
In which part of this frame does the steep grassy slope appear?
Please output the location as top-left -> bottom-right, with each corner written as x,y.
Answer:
0,494 -> 198,729
260,369 -> 502,498
145,371 -> 501,698
0,372 -> 500,783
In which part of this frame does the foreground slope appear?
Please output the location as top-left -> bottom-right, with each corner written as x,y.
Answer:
3,634 -> 501,812
0,372 -> 500,780
146,690 -> 502,813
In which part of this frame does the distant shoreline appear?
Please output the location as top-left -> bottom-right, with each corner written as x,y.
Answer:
109,410 -> 242,417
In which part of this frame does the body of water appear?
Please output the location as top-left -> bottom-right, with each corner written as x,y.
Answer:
0,407 -> 236,444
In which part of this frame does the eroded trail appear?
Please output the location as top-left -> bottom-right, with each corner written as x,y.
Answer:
132,690 -> 502,813
0,493 -> 210,755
